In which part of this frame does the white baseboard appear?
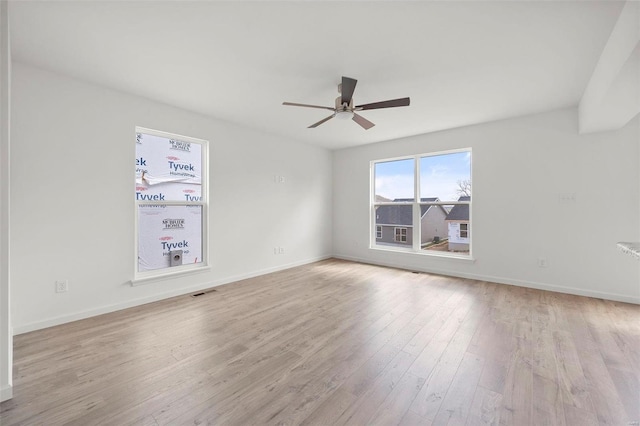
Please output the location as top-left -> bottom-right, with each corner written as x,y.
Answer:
333,254 -> 640,305
13,254 -> 332,335
0,384 -> 12,402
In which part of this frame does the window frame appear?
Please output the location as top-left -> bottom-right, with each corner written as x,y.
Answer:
370,148 -> 472,259
132,126 -> 209,284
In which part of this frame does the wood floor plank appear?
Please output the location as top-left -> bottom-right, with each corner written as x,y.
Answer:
368,373 -> 426,426
605,366 -> 640,421
562,404 -> 600,426
333,349 -> 416,426
562,304 -> 632,425
498,329 -> 533,426
298,388 -> 357,426
409,295 -> 487,419
399,408 -> 433,426
532,373 -> 566,426
466,386 -> 502,426
430,351 -> 484,426
405,292 -> 477,380
552,329 -> 595,413
1,258 -> 638,426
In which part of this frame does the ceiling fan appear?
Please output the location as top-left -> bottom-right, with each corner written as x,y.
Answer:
283,76 -> 410,130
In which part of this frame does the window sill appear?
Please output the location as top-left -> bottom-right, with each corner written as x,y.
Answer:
369,246 -> 475,262
130,265 -> 211,286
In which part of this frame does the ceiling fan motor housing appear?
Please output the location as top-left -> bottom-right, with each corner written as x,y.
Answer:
335,96 -> 353,112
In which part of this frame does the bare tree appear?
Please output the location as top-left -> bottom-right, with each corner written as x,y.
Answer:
456,179 -> 471,197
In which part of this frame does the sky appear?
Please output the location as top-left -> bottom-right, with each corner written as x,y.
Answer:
375,151 -> 471,201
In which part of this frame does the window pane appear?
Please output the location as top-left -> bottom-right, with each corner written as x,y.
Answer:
136,132 -> 202,201
420,152 -> 470,202
374,158 -> 414,202
374,204 -> 413,248
418,203 -> 449,249
421,203 -> 470,255
138,205 -> 203,272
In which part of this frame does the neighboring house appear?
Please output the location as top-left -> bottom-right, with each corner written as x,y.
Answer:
375,198 -> 448,247
446,196 -> 470,252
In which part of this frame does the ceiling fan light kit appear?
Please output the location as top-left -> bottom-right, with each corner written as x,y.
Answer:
283,76 -> 410,130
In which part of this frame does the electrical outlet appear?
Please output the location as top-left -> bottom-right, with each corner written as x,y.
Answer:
55,280 -> 68,293
278,247 -> 285,254
537,258 -> 547,268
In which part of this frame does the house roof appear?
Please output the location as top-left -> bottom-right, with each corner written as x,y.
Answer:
445,196 -> 470,221
375,205 -> 413,226
375,198 -> 442,226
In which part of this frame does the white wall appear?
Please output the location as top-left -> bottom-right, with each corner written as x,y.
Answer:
579,1 -> 640,134
1,0 -> 13,402
10,63 -> 333,333
333,108 -> 640,303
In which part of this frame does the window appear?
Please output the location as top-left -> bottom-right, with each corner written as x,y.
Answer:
394,227 -> 408,242
135,127 -> 208,278
372,149 -> 471,257
460,223 -> 469,238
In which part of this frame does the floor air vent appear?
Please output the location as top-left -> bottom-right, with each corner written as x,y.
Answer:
191,289 -> 217,297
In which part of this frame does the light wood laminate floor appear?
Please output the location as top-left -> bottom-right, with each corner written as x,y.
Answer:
1,259 -> 639,425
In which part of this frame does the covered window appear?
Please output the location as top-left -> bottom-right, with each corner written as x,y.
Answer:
135,127 -> 208,279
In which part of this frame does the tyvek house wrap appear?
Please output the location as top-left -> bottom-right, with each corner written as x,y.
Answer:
135,180 -> 202,203
136,133 -> 202,186
136,132 -> 203,271
138,205 -> 203,271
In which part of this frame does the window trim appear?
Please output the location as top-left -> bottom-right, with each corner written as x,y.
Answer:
132,126 -> 209,283
370,148 -> 472,259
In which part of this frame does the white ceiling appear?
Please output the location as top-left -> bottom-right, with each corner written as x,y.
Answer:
9,1 -> 625,150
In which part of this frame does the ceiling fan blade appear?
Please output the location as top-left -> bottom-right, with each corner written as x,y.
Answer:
341,76 -> 358,106
283,102 -> 335,111
356,97 -> 410,110
308,114 -> 336,128
352,113 -> 375,130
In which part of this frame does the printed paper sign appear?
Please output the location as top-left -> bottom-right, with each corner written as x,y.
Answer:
138,205 -> 202,271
